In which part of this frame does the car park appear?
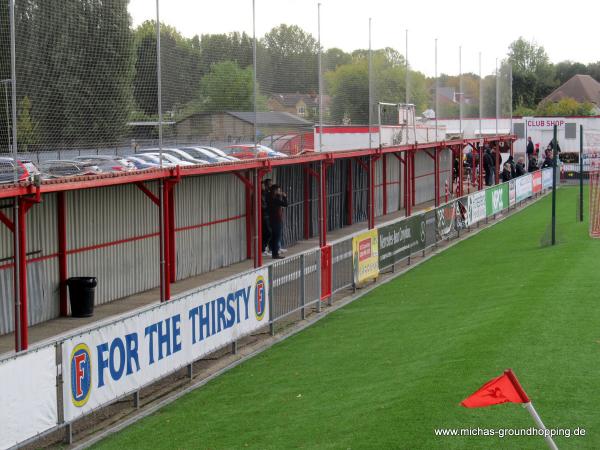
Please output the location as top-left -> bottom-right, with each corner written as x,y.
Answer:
144,152 -> 195,166
177,146 -> 232,163
39,160 -> 102,178
73,155 -> 136,172
124,156 -> 157,170
139,148 -> 208,165
0,157 -> 31,184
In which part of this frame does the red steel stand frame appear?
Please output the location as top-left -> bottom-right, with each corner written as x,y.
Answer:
346,159 -> 353,226
382,153 -> 388,216
478,145 -> 484,190
58,191 -> 68,316
303,165 -> 311,239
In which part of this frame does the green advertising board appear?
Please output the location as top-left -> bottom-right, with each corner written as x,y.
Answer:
485,183 -> 509,216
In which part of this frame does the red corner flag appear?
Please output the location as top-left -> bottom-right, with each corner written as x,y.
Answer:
461,369 -> 530,408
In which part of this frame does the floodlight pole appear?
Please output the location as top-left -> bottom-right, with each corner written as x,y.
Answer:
459,45 -> 462,138
405,29 -> 409,105
551,125 -> 558,245
318,3 -> 323,153
478,52 -> 482,140
434,38 -> 438,143
252,0 -> 257,146
580,125 -> 584,222
495,58 -> 499,138
9,0 -> 22,352
156,0 -> 167,302
368,18 -> 372,150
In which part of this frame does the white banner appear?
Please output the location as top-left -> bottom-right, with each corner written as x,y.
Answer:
516,174 -> 533,202
62,269 -> 269,421
0,347 -> 58,450
509,179 -> 516,207
465,191 -> 486,226
542,168 -> 554,190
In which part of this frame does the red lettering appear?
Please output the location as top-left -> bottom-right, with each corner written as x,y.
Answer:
75,353 -> 86,397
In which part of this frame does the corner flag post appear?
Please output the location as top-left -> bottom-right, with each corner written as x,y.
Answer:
551,125 -> 558,245
580,124 -> 584,222
505,369 -> 558,450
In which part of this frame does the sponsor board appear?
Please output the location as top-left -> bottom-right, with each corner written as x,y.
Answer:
436,201 -> 456,239
515,174 -> 533,202
62,269 -> 269,421
485,184 -> 509,216
1,347 -> 58,449
532,171 -> 542,194
542,168 -> 553,190
462,191 -> 486,226
378,214 -> 425,268
509,179 -> 516,206
352,229 -> 379,285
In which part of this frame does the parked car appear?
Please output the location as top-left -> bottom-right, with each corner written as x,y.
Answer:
198,146 -> 240,161
143,152 -> 195,166
0,157 -> 31,184
133,153 -> 177,167
73,155 -> 136,172
177,146 -> 232,163
39,160 -> 102,178
140,148 -> 207,165
124,156 -> 157,170
223,144 -> 287,160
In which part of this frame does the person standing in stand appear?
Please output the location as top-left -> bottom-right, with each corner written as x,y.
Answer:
268,184 -> 288,259
261,178 -> 272,255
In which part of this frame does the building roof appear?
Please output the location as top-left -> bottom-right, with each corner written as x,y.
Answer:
542,74 -> 600,105
269,93 -> 331,108
226,111 -> 313,126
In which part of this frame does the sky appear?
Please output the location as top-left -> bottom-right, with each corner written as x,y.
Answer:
129,0 -> 599,77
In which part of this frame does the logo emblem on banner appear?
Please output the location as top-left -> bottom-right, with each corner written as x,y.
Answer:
254,276 -> 267,321
71,343 -> 92,407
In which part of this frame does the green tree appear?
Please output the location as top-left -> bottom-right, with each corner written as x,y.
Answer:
323,48 -> 352,72
554,60 -> 587,85
199,32 -> 253,73
507,37 -> 556,109
535,98 -> 595,116
198,61 -> 255,112
260,24 -> 318,94
16,96 -> 37,148
133,21 -> 201,117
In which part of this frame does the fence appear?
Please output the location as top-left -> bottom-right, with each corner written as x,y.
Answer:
0,168 -> 555,449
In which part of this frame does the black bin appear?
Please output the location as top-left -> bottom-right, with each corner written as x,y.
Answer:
67,277 -> 97,317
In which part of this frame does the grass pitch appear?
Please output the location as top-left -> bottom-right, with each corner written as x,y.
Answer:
95,187 -> 600,449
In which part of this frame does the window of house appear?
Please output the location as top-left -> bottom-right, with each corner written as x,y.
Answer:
297,106 -> 305,116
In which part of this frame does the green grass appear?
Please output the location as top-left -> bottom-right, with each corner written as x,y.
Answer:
94,187 -> 600,450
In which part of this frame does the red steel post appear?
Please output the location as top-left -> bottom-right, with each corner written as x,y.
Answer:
254,169 -> 264,268
478,145 -> 484,190
162,182 -> 171,301
382,153 -> 388,216
303,165 -> 310,239
57,191 -> 68,316
368,155 -> 375,229
16,198 -> 28,350
411,150 -> 416,207
319,161 -> 328,246
434,147 -> 439,206
346,159 -> 353,226
168,186 -> 176,282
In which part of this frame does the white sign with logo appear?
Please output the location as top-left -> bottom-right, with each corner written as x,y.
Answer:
509,179 -> 516,206
466,191 -> 486,226
516,174 -> 533,202
542,168 -> 554,190
62,269 -> 269,421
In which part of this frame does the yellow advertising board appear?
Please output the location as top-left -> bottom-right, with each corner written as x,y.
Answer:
352,229 -> 379,285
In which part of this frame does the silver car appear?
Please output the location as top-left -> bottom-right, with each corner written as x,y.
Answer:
179,146 -> 237,163
73,155 -> 136,172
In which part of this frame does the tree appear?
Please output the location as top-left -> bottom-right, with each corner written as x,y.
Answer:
323,48 -> 352,72
17,96 -> 37,148
260,24 -> 318,94
507,37 -> 556,109
133,21 -> 201,117
199,32 -> 253,73
536,98 -> 595,116
198,61 -> 255,113
555,61 -> 587,85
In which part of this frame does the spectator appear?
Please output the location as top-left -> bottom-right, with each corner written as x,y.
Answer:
261,178 -> 272,254
506,155 -> 516,178
528,157 -> 538,172
515,157 -> 526,176
526,137 -> 534,158
268,184 -> 288,259
541,149 -> 554,169
483,147 -> 495,186
501,163 -> 512,182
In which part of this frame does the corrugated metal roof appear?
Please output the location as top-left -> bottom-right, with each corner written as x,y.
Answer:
226,111 -> 313,126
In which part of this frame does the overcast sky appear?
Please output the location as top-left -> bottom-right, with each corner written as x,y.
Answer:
129,0 -> 598,77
